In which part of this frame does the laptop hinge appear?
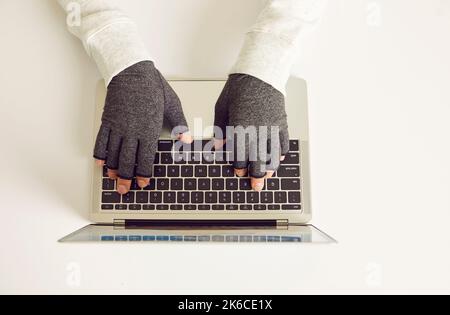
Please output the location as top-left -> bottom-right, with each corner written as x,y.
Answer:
113,219 -> 289,228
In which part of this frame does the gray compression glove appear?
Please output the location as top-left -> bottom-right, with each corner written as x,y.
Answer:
94,61 -> 189,180
214,74 -> 290,178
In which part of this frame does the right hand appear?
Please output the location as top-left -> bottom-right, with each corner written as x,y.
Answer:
93,61 -> 192,194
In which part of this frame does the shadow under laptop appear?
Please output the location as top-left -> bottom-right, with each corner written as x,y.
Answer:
59,224 -> 336,244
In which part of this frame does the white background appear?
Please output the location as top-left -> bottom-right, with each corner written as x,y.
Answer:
0,0 -> 449,294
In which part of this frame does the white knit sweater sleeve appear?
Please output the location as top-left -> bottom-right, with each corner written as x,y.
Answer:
57,0 -> 152,86
231,0 -> 327,95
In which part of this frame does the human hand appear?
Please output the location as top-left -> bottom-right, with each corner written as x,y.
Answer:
93,61 -> 192,194
214,74 -> 290,191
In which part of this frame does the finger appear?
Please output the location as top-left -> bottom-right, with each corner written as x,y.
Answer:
280,126 -> 290,156
135,140 -> 157,180
118,138 -> 138,180
251,178 -> 265,192
136,177 -> 150,189
95,159 -> 105,167
105,132 -> 122,171
214,139 -> 227,151
178,132 -> 193,144
93,125 -> 110,161
266,171 -> 275,178
117,178 -> 132,195
235,168 -> 248,177
232,131 -> 249,171
108,169 -> 118,180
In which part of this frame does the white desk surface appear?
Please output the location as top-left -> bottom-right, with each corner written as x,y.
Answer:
1,0 -> 450,294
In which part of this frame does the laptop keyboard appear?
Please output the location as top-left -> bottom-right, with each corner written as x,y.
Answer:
101,140 -> 302,212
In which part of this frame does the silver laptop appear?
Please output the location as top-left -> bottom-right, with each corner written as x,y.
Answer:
59,78 -> 335,243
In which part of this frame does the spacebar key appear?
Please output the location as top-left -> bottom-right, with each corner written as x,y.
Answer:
282,205 -> 301,210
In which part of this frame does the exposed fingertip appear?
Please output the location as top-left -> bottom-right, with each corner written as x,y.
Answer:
179,132 -> 193,144
117,185 -> 128,195
95,159 -> 105,167
280,156 -> 286,162
251,178 -> 265,192
265,171 -> 275,179
214,139 -> 227,151
235,169 -> 247,177
108,169 -> 118,180
137,178 -> 150,189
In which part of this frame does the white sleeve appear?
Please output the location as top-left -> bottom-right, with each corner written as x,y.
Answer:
230,0 -> 327,95
57,0 -> 152,86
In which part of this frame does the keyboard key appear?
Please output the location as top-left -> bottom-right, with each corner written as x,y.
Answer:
157,179 -> 170,191
129,205 -> 141,211
188,152 -> 201,164
174,152 -> 187,164
160,153 -> 173,164
195,166 -> 208,177
277,166 -> 300,177
153,165 -> 166,177
239,179 -> 252,190
233,192 -> 246,204
101,204 -> 114,210
198,179 -> 211,191
115,205 -> 127,210
157,205 -> 169,210
184,205 -> 196,210
181,165 -> 194,177
282,178 -> 301,190
282,153 -> 300,165
130,179 -> 140,191
222,165 -> 234,177
282,205 -> 301,210
219,192 -> 232,203
215,152 -> 229,164
289,192 -> 301,204
102,192 -> 121,204
212,179 -> 225,190
198,205 -> 211,211
154,153 -> 160,164
240,205 -> 252,211
184,179 -> 197,190
158,140 -> 173,151
205,192 -> 218,203
143,180 -> 156,191
213,205 -> 225,211
191,192 -> 204,204
247,192 -> 259,204
150,192 -> 162,203
171,179 -> 183,190
268,205 -> 281,210
275,191 -> 287,204
102,178 -> 115,190
164,192 -> 177,204
167,166 -> 180,177
136,191 -> 149,204
267,178 -> 280,190
290,140 -> 300,152
202,152 -> 215,164
226,178 -> 239,190
261,192 -> 274,204
254,205 -> 267,211
177,192 -> 190,204
208,165 -> 221,177
226,205 -> 239,211
143,205 -> 155,210
170,205 -> 183,211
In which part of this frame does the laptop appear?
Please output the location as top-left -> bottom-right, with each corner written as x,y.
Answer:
59,78 -> 335,244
